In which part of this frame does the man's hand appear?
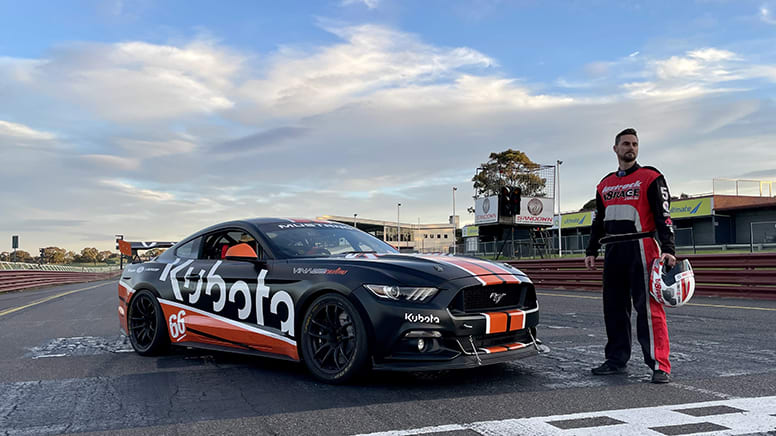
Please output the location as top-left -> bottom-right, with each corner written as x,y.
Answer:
584,255 -> 597,270
661,252 -> 676,268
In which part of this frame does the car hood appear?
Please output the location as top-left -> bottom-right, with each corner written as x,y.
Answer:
294,253 -> 529,283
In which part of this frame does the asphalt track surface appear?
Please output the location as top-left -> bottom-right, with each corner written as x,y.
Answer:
1,280 -> 776,435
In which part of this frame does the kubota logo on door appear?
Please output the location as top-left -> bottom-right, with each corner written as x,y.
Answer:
160,259 -> 295,337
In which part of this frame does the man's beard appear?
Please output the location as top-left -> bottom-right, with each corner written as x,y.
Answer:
621,152 -> 636,162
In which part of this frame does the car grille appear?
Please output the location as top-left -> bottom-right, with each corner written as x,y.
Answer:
449,283 -> 535,314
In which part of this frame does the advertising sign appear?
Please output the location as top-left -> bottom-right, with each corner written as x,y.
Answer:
474,196 -> 498,224
514,197 -> 554,226
560,211 -> 595,229
462,225 -> 479,238
12,235 -> 18,249
670,197 -> 713,219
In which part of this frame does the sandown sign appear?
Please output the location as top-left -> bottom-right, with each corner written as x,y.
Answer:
560,211 -> 594,229
670,197 -> 713,219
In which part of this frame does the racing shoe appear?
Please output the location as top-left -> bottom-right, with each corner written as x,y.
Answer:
591,362 -> 627,375
652,370 -> 671,384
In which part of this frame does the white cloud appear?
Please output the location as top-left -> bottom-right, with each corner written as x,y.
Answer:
0,120 -> 55,141
3,40 -> 242,122
116,137 -> 198,157
100,179 -> 175,201
81,154 -> 140,171
342,0 -> 380,8
761,5 -> 776,24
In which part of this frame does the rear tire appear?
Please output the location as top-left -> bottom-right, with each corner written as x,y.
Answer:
127,290 -> 170,356
300,293 -> 369,383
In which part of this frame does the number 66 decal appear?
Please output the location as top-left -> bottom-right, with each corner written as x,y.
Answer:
169,310 -> 187,340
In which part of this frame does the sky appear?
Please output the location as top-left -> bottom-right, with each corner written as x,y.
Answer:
2,0 -> 776,252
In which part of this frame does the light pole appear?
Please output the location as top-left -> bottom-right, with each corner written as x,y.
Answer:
353,213 -> 358,228
397,203 -> 402,250
452,186 -> 457,254
557,160 -> 563,257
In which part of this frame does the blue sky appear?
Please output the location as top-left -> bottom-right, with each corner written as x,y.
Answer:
1,0 -> 776,251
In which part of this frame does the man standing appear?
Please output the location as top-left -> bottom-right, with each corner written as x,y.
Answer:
584,128 -> 676,384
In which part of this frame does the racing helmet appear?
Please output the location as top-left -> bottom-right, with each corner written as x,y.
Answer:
649,258 -> 695,307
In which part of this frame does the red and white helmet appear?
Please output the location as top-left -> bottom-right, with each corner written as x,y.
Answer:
649,258 -> 695,307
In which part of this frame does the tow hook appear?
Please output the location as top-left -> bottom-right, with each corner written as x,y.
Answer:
468,335 -> 482,366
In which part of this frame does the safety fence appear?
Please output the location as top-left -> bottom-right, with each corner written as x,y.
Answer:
507,253 -> 776,300
0,261 -> 120,272
0,269 -> 121,293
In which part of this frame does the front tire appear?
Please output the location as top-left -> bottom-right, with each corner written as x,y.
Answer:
127,290 -> 170,356
300,293 -> 369,383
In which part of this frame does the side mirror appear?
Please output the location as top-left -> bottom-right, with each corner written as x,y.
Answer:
224,243 -> 260,262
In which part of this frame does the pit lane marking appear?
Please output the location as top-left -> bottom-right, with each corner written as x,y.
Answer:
0,283 -> 107,318
537,292 -> 776,311
354,395 -> 776,435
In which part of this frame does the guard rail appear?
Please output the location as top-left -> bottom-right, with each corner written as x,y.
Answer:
0,270 -> 121,293
507,253 -> 776,300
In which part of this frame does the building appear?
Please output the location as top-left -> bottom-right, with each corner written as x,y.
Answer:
317,215 -> 456,253
550,194 -> 776,251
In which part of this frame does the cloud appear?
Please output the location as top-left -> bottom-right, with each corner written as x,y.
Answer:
216,127 -> 311,154
81,154 -> 140,170
3,40 -> 243,122
238,24 -> 504,119
761,5 -> 776,24
100,179 -> 175,201
341,0 -> 380,9
0,120 -> 55,141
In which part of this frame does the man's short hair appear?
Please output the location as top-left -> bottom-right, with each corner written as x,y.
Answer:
615,128 -> 638,145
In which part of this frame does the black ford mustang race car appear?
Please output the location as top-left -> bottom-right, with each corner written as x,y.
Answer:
118,218 -> 544,382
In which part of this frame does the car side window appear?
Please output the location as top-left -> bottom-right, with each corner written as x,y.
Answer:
175,238 -> 201,259
201,229 -> 265,260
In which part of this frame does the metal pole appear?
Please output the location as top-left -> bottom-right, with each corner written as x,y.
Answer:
353,213 -> 358,228
750,222 -> 754,253
452,186 -> 457,255
397,203 -> 401,250
557,160 -> 563,257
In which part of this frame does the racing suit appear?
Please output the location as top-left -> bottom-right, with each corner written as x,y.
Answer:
586,163 -> 675,373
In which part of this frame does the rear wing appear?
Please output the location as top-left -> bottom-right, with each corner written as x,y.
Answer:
118,240 -> 176,263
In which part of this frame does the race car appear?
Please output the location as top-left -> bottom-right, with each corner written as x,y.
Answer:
118,218 -> 544,383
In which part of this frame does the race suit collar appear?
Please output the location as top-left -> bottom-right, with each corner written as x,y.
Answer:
616,162 -> 640,177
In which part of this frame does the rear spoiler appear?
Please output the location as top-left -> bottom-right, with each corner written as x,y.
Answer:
118,240 -> 176,263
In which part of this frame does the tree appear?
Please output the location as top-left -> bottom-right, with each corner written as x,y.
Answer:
9,250 -> 33,263
43,247 -> 67,264
80,247 -> 99,265
580,198 -> 597,211
0,252 -> 8,262
97,250 -> 113,263
64,251 -> 76,264
145,248 -> 166,259
472,149 -> 547,197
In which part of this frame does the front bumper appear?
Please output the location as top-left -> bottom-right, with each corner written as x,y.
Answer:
352,282 -> 544,371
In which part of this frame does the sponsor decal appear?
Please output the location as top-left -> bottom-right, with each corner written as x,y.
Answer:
136,266 -> 145,273
602,180 -> 642,201
292,267 -> 348,275
404,312 -> 440,324
277,222 -> 351,230
527,198 -> 543,216
160,258 -> 295,337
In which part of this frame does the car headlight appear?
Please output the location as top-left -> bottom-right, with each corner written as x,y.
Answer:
364,285 -> 438,303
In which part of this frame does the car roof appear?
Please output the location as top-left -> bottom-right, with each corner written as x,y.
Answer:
190,218 -> 340,238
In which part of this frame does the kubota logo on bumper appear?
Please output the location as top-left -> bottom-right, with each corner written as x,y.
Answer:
404,312 -> 440,324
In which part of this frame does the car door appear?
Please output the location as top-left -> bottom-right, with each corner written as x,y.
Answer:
170,228 -> 298,359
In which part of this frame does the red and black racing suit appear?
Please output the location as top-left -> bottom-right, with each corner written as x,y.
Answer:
586,163 -> 675,373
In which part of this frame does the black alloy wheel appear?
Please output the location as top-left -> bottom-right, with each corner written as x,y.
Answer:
301,293 -> 369,383
127,290 -> 169,356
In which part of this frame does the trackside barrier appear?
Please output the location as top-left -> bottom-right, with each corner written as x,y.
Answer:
0,262 -> 120,273
506,253 -> 776,300
0,270 -> 121,293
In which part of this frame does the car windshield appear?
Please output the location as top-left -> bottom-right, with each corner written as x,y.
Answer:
258,222 -> 398,258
